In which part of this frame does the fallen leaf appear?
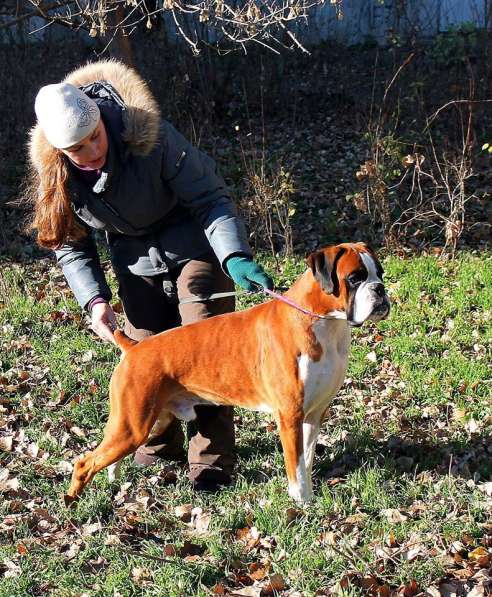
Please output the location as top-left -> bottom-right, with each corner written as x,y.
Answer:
175,504 -> 193,522
477,482 -> 492,497
401,579 -> 419,596
319,531 -> 337,545
60,542 -> 82,561
82,521 -> 102,536
468,546 -> 491,567
236,526 -> 261,551
0,436 -> 14,452
262,573 -> 286,594
360,575 -> 378,590
163,544 -> 177,557
179,541 -> 204,558
231,587 -> 262,597
191,507 -> 211,533
70,426 -> 86,439
131,566 -> 152,586
81,555 -> 107,574
158,467 -> 178,485
248,562 -> 269,581
382,508 -> 408,523
57,460 -> 73,475
450,540 -> 467,554
88,380 -> 99,394
81,350 -> 95,362
0,474 -> 20,494
1,559 -> 21,578
26,442 -> 39,460
345,513 -> 367,525
466,584 -> 487,597
286,507 -> 302,523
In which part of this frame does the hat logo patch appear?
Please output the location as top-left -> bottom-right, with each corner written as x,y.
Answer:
70,98 -> 99,130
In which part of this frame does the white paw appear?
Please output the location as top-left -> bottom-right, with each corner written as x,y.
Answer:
288,482 -> 313,504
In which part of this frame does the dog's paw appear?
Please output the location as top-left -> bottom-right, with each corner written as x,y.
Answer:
288,483 -> 313,504
62,493 -> 79,507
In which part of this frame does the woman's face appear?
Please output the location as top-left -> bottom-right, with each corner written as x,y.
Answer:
62,118 -> 108,170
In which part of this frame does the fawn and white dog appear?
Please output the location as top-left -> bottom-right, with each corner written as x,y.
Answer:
67,243 -> 389,503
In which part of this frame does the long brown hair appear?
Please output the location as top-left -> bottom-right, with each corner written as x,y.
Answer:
26,148 -> 87,250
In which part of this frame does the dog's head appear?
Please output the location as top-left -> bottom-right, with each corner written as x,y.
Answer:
307,243 -> 390,326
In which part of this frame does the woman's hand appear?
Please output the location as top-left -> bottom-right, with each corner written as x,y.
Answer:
91,302 -> 118,345
225,255 -> 274,292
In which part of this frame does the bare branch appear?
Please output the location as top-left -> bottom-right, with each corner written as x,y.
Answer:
0,0 -> 343,52
426,98 -> 492,129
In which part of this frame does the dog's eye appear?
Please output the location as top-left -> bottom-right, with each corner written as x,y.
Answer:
347,271 -> 366,286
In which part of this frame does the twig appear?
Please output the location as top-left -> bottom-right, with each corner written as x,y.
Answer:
278,20 -> 310,54
0,0 -> 74,30
426,99 -> 492,129
382,52 -> 415,105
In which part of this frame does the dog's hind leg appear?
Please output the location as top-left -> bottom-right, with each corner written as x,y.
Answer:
277,409 -> 312,503
105,409 -> 175,483
67,397 -> 162,499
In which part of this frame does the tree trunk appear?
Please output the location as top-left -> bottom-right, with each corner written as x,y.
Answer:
106,3 -> 135,68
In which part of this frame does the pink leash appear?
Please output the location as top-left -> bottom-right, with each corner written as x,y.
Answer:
262,288 -> 336,320
180,287 -> 336,320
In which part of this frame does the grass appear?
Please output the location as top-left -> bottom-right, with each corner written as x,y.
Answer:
0,251 -> 491,596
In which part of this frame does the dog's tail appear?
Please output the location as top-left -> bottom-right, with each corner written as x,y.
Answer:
114,329 -> 138,353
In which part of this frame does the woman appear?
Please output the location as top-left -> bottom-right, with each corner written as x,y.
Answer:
27,60 -> 273,492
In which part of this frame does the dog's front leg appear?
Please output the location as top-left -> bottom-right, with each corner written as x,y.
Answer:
277,410 -> 312,503
302,410 -> 325,499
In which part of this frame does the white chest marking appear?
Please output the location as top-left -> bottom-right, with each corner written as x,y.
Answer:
298,319 -> 350,416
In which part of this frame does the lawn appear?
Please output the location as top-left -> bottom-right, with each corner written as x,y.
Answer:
0,250 -> 491,596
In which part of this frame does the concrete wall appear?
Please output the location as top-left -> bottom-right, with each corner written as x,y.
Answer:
304,0 -> 488,45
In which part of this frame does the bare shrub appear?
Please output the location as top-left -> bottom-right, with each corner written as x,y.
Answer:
354,107 -> 479,256
351,48 -> 487,256
237,134 -> 295,257
390,108 -> 478,257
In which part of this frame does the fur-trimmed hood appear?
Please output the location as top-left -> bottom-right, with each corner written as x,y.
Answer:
29,60 -> 161,172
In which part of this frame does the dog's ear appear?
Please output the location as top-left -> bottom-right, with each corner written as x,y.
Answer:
358,242 -> 376,257
307,248 -> 344,295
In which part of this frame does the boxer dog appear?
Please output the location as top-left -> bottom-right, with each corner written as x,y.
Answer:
67,243 -> 389,503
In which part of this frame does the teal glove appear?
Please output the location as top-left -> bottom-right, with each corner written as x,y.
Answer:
225,255 -> 274,292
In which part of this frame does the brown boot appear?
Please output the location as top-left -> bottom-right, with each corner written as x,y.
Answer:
188,405 -> 235,487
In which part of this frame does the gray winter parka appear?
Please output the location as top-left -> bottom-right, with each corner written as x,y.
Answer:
28,61 -> 252,309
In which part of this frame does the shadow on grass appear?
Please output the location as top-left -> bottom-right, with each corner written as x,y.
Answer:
232,422 -> 491,487
315,427 -> 492,482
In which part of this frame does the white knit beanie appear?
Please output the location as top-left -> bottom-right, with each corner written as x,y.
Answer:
34,82 -> 100,149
